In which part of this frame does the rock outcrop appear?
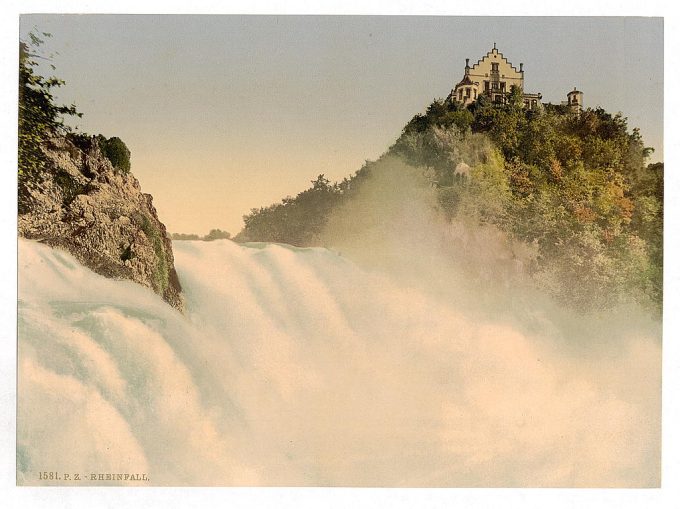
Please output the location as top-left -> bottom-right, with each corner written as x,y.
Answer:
18,135 -> 184,311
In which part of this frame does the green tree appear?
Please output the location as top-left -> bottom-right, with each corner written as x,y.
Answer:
18,31 -> 81,179
239,174 -> 347,246
236,93 -> 662,311
204,229 -> 231,241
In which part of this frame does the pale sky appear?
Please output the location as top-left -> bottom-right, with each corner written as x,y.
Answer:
20,15 -> 663,236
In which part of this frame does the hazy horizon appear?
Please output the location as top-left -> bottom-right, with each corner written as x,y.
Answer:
20,15 -> 664,236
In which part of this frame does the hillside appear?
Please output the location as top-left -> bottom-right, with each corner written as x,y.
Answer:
236,88 -> 663,312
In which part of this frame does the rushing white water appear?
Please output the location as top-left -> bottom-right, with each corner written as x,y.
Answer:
17,235 -> 660,487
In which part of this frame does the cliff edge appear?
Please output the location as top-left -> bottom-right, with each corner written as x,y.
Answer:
18,135 -> 184,311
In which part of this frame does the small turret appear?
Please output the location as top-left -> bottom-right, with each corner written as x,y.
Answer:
567,87 -> 583,113
465,58 -> 470,75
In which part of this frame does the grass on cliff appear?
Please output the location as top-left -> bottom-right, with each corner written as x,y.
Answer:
136,212 -> 170,294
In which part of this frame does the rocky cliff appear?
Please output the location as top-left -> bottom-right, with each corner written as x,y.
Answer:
18,135 -> 184,311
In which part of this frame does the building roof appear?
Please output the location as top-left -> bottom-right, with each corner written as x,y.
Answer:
455,75 -> 475,88
467,46 -> 522,75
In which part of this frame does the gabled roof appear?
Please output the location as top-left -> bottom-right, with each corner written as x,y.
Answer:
468,47 -> 522,75
455,74 -> 475,88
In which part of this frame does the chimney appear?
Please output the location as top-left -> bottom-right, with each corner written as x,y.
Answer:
520,63 -> 523,72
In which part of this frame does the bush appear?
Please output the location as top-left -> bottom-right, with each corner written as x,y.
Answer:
98,136 -> 131,173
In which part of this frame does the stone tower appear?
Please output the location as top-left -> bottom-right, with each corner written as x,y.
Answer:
567,87 -> 584,113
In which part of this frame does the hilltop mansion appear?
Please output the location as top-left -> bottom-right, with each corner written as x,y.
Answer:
448,44 -> 583,112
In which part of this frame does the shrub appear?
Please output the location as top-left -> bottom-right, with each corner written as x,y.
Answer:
98,136 -> 131,173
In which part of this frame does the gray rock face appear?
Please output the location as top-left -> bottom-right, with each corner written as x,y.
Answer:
18,135 -> 184,311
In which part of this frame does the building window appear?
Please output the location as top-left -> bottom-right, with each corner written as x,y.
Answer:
484,81 -> 490,91
491,63 -> 499,72
459,89 -> 463,100
465,87 -> 471,98
500,82 -> 506,92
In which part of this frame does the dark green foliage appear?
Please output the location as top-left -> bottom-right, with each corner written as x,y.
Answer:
97,135 -> 131,173
239,171 -> 371,246
18,32 -> 81,180
628,161 -> 664,304
172,230 -> 232,241
54,169 -> 87,206
391,96 -> 662,311
19,32 -> 135,216
404,98 -> 473,134
237,94 -> 663,310
239,94 -> 661,311
204,229 -> 231,241
120,244 -> 133,262
136,213 -> 169,293
18,32 -> 82,209
171,233 -> 201,240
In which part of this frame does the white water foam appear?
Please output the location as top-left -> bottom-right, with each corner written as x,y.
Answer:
17,236 -> 660,486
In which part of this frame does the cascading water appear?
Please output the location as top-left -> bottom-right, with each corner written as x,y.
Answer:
17,234 -> 660,487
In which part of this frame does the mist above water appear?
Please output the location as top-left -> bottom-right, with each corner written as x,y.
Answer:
17,155 -> 661,487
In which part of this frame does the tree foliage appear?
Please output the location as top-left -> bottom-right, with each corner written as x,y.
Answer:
171,233 -> 201,241
18,31 -> 81,181
239,174 -> 350,245
391,95 -> 662,311
236,87 -> 663,311
19,30 -> 135,216
204,229 -> 231,241
97,135 -> 131,173
171,230 -> 232,241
